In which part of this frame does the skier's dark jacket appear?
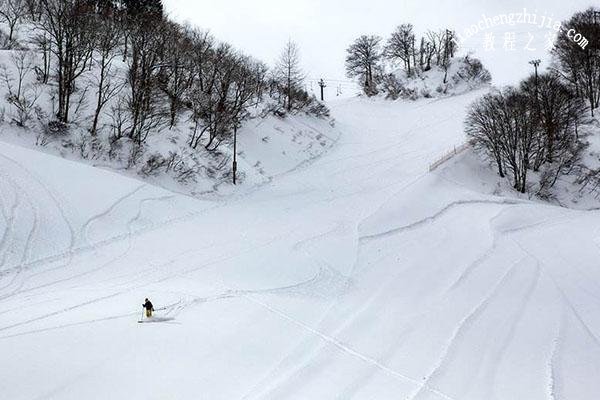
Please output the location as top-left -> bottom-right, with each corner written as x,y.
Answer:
143,300 -> 154,311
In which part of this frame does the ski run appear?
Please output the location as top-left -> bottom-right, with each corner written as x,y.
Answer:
1,88 -> 599,399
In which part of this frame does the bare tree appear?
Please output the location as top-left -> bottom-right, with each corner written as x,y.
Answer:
124,18 -> 167,144
158,22 -> 193,128
385,24 -> 415,76
520,72 -> 586,167
466,88 -> 539,192
418,37 -> 432,72
188,43 -> 235,150
441,29 -> 457,83
187,42 -> 230,150
90,13 -> 124,136
422,29 -> 458,83
24,0 -> 42,21
499,90 -> 538,193
186,27 -> 213,93
186,40 -> 265,152
465,90 -> 506,178
0,0 -> 24,43
0,51 -> 40,126
32,31 -> 51,83
345,35 -> 382,96
275,39 -> 304,112
252,59 -> 268,106
37,0 -> 95,123
204,54 -> 260,150
553,7 -> 600,116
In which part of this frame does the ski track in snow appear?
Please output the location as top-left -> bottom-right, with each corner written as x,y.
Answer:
0,152 -> 77,302
513,239 -> 600,349
547,308 -> 566,400
359,198 -> 525,243
80,184 -> 147,244
0,152 -> 76,249
0,192 -> 39,297
0,170 -> 45,298
2,89 -> 600,399
0,179 -> 20,280
444,206 -> 571,295
241,198 -> 458,399
239,161 -> 455,398
0,188 -> 218,302
242,292 -> 458,400
0,226 -> 303,336
407,257 -> 525,400
240,161 -> 587,397
484,262 -> 541,400
0,193 -> 187,332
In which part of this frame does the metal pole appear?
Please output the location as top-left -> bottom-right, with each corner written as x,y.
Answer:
233,125 -> 237,185
318,79 -> 326,101
529,59 -> 541,101
529,59 -> 541,165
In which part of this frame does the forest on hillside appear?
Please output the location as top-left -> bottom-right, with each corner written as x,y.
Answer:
0,0 -> 327,187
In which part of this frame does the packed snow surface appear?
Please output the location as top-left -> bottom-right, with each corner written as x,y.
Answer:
2,89 -> 600,400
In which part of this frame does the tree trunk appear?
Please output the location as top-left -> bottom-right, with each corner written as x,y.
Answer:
546,125 -> 555,163
496,157 -> 504,178
91,61 -> 106,136
8,23 -> 15,42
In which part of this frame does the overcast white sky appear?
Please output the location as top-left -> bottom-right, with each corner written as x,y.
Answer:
164,0 -> 594,91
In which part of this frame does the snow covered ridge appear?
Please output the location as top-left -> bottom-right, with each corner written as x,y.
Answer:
0,7 -> 334,198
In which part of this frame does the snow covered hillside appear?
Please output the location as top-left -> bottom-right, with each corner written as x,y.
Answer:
0,46 -> 338,197
0,14 -> 336,197
383,56 -> 492,101
0,109 -> 340,197
2,87 -> 600,400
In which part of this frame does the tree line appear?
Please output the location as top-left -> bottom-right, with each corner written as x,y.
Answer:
0,0 -> 325,165
466,7 -> 599,195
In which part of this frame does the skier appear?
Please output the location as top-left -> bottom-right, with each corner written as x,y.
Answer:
142,298 -> 154,318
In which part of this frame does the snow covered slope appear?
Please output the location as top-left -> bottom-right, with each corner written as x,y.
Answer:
2,88 -> 600,400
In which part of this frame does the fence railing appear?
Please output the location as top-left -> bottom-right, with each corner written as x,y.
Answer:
428,142 -> 470,172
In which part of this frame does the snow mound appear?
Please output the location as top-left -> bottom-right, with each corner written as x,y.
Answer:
382,55 -> 491,100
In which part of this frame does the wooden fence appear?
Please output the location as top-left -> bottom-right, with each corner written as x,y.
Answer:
428,142 -> 470,172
